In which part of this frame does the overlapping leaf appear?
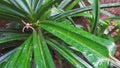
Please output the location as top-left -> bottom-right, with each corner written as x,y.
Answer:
0,0 -> 43,22
50,2 -> 120,20
47,38 -> 92,68
2,35 -> 32,68
40,21 -> 116,67
0,32 -> 28,44
33,31 -> 55,68
0,48 -> 16,64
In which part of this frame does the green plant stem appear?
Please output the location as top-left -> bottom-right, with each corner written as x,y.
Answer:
50,2 -> 120,20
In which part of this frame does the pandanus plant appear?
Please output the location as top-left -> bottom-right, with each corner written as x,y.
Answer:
0,0 -> 120,68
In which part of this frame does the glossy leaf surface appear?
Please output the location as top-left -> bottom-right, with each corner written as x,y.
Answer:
2,35 -> 32,68
33,31 -> 55,68
40,21 -> 116,67
47,38 -> 92,68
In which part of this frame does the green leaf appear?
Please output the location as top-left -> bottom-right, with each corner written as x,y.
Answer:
33,31 -> 45,68
0,0 -> 43,22
0,48 -> 16,64
33,31 -> 55,68
0,33 -> 28,44
58,0 -> 71,9
37,0 -> 60,21
38,30 -> 55,68
65,0 -> 81,11
3,35 -> 32,68
47,38 -> 92,68
0,1 -> 27,20
14,40 -> 32,68
39,10 -> 51,20
50,2 -> 120,20
72,12 -> 92,18
40,21 -> 116,67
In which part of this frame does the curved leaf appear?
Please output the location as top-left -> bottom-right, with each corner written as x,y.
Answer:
40,21 -> 116,67
2,35 -> 32,68
47,38 -> 92,68
50,2 -> 120,20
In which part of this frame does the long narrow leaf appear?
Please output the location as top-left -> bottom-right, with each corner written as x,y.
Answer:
0,48 -> 16,64
36,0 -> 60,20
47,38 -> 92,68
65,0 -> 80,11
0,33 -> 28,44
40,21 -> 117,67
58,0 -> 71,9
50,2 -> 120,20
14,38 -> 32,68
33,31 -> 45,68
2,35 -> 32,68
0,0 -> 43,21
91,0 -> 100,34
33,31 -> 55,68
38,30 -> 55,68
